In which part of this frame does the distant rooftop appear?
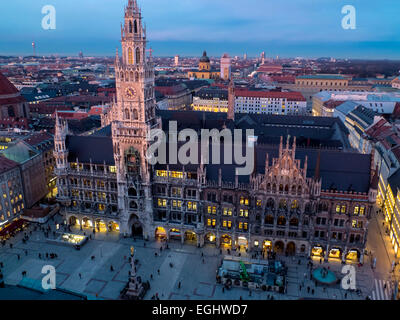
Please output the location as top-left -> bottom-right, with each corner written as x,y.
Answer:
297,74 -> 346,80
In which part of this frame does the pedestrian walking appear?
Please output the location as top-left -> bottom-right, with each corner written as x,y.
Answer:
344,292 -> 347,299
110,265 -> 114,272
157,269 -> 160,275
311,289 -> 314,295
178,281 -> 181,289
307,286 -> 310,293
79,273 -> 82,279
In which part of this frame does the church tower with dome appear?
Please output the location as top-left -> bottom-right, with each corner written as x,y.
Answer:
187,51 -> 220,79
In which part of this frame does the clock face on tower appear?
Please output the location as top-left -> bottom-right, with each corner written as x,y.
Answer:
125,87 -> 137,98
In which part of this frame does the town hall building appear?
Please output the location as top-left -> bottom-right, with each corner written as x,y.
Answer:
54,0 -> 378,263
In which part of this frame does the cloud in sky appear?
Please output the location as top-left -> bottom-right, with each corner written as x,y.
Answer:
0,0 -> 399,57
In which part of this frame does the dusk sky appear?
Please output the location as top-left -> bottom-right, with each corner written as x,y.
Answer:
1,0 -> 400,59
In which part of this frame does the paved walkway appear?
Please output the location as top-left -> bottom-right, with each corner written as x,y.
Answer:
0,212 -> 395,300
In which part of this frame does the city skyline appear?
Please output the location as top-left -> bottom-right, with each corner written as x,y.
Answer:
1,0 -> 400,59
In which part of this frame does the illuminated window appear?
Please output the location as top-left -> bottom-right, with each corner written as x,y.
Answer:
239,209 -> 249,217
172,200 -> 182,209
240,197 -> 249,205
156,170 -> 168,177
207,219 -> 216,227
336,205 -> 340,213
207,206 -> 216,214
359,206 -> 365,216
98,204 -> 105,211
109,166 -> 116,173
223,220 -> 232,229
170,171 -> 183,179
223,208 -> 232,216
256,199 -> 262,207
157,199 -> 167,207
187,201 -> 197,211
341,205 -> 346,213
354,206 -> 359,215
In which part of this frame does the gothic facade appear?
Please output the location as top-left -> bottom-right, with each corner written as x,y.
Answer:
54,0 -> 377,263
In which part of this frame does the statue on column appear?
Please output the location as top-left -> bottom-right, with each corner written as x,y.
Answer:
121,246 -> 147,299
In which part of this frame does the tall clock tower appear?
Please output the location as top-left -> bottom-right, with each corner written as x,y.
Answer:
111,0 -> 160,238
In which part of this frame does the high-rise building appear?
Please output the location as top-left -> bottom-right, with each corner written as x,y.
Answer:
174,55 -> 179,67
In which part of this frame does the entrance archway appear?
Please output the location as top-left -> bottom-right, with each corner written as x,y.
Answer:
263,240 -> 272,252
205,232 -> 216,244
155,227 -> 167,240
346,249 -> 360,262
274,241 -> 284,253
69,216 -> 78,226
237,236 -> 248,250
95,219 -> 107,232
82,217 -> 92,229
129,214 -> 143,237
286,242 -> 296,255
329,247 -> 342,260
184,231 -> 197,244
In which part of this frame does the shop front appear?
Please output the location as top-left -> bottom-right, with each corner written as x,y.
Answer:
311,246 -> 324,258
263,240 -> 272,252
169,228 -> 181,241
155,226 -> 167,240
346,249 -> 360,262
0,218 -> 28,240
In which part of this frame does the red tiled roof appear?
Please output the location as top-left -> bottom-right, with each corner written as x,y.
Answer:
234,89 -> 306,101
270,75 -> 296,84
24,132 -> 53,147
0,72 -> 19,95
0,155 -> 19,175
322,100 -> 345,110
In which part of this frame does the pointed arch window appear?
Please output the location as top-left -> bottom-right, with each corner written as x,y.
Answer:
128,48 -> 133,65
135,47 -> 140,64
129,21 -> 133,33
134,20 -> 138,33
124,109 -> 130,120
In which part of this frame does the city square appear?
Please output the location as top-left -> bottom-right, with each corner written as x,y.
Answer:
0,204 -> 397,300
0,0 -> 400,306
